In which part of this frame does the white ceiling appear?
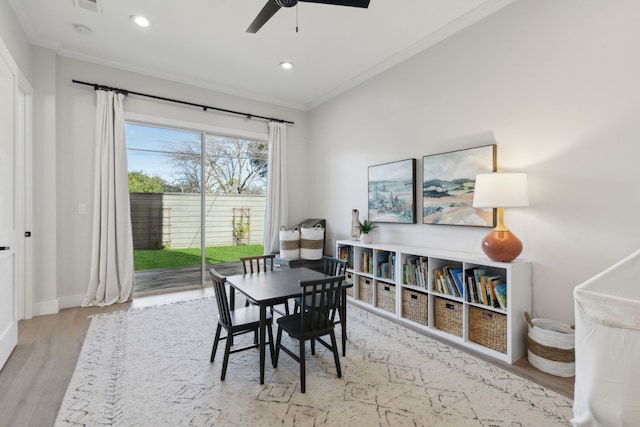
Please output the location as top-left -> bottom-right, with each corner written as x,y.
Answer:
9,0 -> 514,110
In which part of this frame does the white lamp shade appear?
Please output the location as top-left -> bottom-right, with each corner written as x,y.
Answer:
472,172 -> 529,208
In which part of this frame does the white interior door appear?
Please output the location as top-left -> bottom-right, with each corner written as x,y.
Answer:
0,46 -> 18,370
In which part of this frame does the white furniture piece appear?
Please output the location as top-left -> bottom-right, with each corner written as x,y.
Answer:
336,240 -> 531,364
572,249 -> 640,427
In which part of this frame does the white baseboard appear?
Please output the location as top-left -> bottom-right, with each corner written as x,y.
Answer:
59,293 -> 86,310
33,298 -> 60,316
31,294 -> 88,317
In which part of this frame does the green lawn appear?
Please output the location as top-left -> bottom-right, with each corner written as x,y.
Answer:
133,244 -> 264,270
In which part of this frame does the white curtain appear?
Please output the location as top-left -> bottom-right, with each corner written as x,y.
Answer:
263,121 -> 288,254
82,90 -> 135,306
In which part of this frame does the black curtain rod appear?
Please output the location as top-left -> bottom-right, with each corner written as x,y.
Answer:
72,79 -> 294,125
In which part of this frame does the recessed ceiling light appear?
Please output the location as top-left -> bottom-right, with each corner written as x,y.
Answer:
131,15 -> 150,27
73,24 -> 92,36
280,61 -> 294,70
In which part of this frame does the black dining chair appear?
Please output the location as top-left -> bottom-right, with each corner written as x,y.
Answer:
209,268 -> 274,381
294,257 -> 348,311
240,254 -> 275,274
293,257 -> 349,354
241,254 -> 290,316
273,275 -> 345,393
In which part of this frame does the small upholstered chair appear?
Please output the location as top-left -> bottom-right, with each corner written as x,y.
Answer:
209,268 -> 274,380
273,275 -> 345,393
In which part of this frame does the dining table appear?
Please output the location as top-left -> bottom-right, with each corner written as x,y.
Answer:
225,267 -> 352,385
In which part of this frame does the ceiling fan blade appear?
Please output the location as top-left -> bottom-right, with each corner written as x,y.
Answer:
300,0 -> 370,7
246,0 -> 282,33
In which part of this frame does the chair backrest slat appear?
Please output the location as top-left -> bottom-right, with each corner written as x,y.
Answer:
323,257 -> 348,277
299,275 -> 345,332
241,254 -> 275,274
321,257 -> 347,308
209,268 -> 232,326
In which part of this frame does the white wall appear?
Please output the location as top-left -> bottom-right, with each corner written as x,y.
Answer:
50,57 -> 310,308
31,46 -> 58,314
308,0 -> 640,324
0,0 -> 31,81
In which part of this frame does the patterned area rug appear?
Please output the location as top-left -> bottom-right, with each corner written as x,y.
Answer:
55,298 -> 573,426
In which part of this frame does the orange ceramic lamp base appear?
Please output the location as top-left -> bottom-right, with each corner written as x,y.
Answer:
481,208 -> 522,262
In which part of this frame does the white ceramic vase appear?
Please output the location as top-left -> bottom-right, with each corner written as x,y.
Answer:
360,232 -> 373,244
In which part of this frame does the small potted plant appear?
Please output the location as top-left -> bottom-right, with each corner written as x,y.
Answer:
358,219 -> 376,244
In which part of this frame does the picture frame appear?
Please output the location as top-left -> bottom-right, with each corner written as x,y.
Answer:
422,144 -> 496,227
368,158 -> 417,224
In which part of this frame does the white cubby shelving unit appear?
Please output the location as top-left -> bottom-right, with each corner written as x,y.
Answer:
336,240 -> 532,364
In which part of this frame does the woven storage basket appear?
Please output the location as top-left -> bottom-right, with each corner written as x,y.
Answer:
358,276 -> 373,304
401,288 -> 428,326
434,297 -> 463,337
376,282 -> 396,313
345,271 -> 354,297
469,306 -> 507,354
524,311 -> 575,377
300,224 -> 324,260
279,226 -> 300,259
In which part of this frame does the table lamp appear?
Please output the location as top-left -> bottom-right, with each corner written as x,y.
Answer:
472,172 -> 529,262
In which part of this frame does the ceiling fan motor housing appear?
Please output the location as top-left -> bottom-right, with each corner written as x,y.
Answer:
276,0 -> 298,7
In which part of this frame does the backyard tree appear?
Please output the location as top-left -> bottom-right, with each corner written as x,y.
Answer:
168,137 -> 268,194
128,171 -> 166,193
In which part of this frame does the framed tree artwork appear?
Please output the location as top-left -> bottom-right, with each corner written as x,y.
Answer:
422,144 -> 496,227
368,158 -> 416,224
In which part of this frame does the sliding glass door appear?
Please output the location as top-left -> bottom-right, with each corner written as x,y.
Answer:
125,122 -> 268,293
126,123 -> 204,292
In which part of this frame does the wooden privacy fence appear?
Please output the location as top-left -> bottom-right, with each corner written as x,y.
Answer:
129,193 -> 265,249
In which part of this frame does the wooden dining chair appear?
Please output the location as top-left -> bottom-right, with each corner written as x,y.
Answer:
293,257 -> 347,311
293,257 -> 349,354
209,268 -> 274,381
273,275 -> 345,393
241,254 -> 290,316
240,254 -> 275,274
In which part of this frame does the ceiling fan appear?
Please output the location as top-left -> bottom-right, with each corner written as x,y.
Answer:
247,0 -> 371,33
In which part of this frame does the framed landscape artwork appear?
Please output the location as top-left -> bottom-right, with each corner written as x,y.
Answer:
422,144 -> 496,227
368,158 -> 416,224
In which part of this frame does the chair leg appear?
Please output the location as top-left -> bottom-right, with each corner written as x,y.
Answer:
273,326 -> 283,367
329,331 -> 342,378
211,324 -> 222,363
267,323 -> 275,367
221,332 -> 233,381
311,338 -> 316,355
340,300 -> 348,356
299,339 -> 306,393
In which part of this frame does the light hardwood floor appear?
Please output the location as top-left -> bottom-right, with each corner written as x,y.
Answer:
0,287 -> 574,427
